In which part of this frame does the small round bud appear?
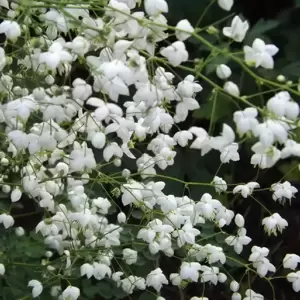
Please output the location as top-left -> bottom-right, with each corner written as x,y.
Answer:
231,292 -> 242,300
15,227 -> 25,237
276,75 -> 286,82
216,64 -> 232,79
230,280 -> 239,292
114,158 -> 122,167
234,214 -> 245,227
81,173 -> 90,184
218,273 -> 227,283
11,188 -> 22,202
122,168 -> 131,178
45,251 -> 53,258
206,26 -> 218,34
287,80 -> 293,86
2,185 -> 11,193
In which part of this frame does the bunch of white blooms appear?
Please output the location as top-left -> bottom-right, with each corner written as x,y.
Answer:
0,0 -> 298,299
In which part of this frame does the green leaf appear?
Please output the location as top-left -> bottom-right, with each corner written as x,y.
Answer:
97,281 -> 114,299
245,19 -> 279,43
282,61 -> 300,77
193,93 -> 234,122
138,292 -> 156,300
278,160 -> 300,181
113,286 -> 128,299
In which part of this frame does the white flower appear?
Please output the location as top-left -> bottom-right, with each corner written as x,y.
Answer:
173,131 -> 193,147
117,212 -> 126,223
212,176 -> 227,193
223,16 -> 249,42
176,75 -> 203,97
233,108 -> 259,136
225,228 -> 251,254
220,143 -> 240,163
243,289 -> 264,300
11,188 -> 22,202
170,273 -> 182,286
262,213 -> 288,235
180,262 -> 201,282
271,181 -> 298,204
266,91 -> 300,119
39,40 -> 73,69
160,41 -> 188,67
287,271 -> 300,292
144,0 -> 168,16
216,64 -> 232,79
0,20 -> 21,40
189,127 -> 212,155
244,38 -> 279,69
173,222 -> 200,247
249,246 -> 269,262
218,0 -> 234,11
123,248 -> 138,265
28,280 -> 43,298
224,81 -> 240,97
0,263 -> 5,275
65,36 -> 90,56
0,213 -> 14,229
232,182 -> 260,198
175,19 -> 194,41
250,142 -> 281,169
283,254 -> 300,270
146,268 -> 168,291
72,78 -> 92,101
0,0 -> 9,9
80,263 -> 94,279
62,286 -> 80,300
0,47 -> 6,71
93,262 -> 112,280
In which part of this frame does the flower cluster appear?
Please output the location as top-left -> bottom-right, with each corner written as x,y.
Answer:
0,0 -> 299,300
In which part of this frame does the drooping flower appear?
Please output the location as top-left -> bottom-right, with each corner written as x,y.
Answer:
223,16 -> 249,42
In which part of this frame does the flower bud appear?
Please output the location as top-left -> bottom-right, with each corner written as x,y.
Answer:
2,185 -> 11,193
117,212 -> 126,224
0,264 -> 5,275
45,251 -> 53,258
218,0 -> 234,11
122,168 -> 131,178
15,226 -> 25,236
114,158 -> 122,167
216,64 -> 232,79
231,293 -> 242,300
234,214 -> 245,227
230,280 -> 239,292
224,81 -> 240,97
218,273 -> 227,283
276,75 -> 286,82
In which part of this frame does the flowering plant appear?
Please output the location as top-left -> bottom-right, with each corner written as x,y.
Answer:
0,0 -> 299,299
